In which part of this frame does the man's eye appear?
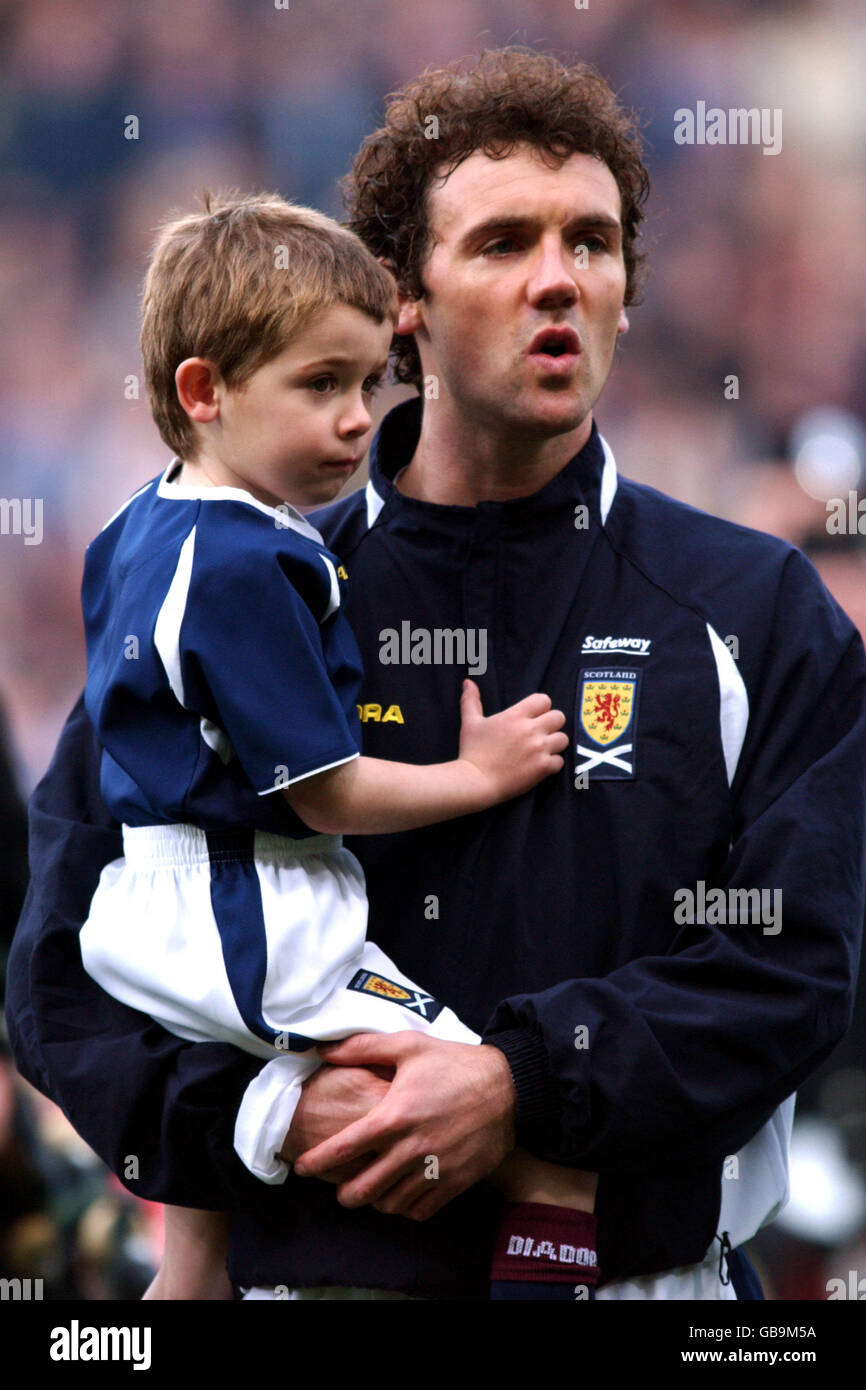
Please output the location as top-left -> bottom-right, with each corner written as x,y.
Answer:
482,238 -> 519,256
575,235 -> 608,255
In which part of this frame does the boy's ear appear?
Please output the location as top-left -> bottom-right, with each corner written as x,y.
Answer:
175,358 -> 221,424
377,256 -> 424,338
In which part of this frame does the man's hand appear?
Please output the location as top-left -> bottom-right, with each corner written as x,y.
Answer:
280,1061 -> 392,1184
293,1034 -> 517,1220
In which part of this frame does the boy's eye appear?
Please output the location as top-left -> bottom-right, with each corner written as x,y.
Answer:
307,376 -> 335,394
362,376 -> 384,396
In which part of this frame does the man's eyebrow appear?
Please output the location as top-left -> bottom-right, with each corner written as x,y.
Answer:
459,212 -> 622,247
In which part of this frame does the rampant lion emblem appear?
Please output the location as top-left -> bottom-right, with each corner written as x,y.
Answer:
593,692 -> 621,734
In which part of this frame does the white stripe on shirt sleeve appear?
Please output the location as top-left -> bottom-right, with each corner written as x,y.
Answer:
153,525 -> 197,708
706,621 -> 749,786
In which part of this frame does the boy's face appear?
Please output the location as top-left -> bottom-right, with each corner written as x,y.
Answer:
203,304 -> 392,508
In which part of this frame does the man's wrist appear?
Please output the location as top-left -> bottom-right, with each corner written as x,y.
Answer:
483,1028 -> 561,1139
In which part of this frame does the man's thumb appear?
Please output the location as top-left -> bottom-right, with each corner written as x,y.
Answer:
318,1033 -> 407,1066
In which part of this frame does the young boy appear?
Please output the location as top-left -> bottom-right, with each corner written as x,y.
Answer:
79,192 -> 599,1300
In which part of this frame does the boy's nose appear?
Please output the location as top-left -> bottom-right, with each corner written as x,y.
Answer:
339,401 -> 374,436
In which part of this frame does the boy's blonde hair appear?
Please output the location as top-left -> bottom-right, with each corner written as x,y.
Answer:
141,190 -> 399,458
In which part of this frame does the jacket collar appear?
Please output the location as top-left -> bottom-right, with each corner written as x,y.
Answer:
364,396 -> 617,532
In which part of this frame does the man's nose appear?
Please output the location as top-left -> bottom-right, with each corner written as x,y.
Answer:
526,237 -> 580,309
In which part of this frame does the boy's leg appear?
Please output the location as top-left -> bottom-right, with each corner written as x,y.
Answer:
143,1208 -> 234,1301
297,938 -> 601,1300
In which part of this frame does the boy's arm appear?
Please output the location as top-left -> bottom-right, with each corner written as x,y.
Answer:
286,681 -> 567,834
6,694 -> 279,1209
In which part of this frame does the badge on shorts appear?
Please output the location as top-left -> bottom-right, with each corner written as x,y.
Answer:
347,969 -> 444,1022
575,667 -> 641,779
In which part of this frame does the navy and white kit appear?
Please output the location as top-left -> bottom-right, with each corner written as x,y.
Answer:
79,465 -> 476,1182
9,400 -> 866,1298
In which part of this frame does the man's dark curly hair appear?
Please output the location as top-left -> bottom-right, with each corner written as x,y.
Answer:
341,47 -> 650,390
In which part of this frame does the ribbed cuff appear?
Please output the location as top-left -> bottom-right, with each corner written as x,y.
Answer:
484,1027 -> 561,1135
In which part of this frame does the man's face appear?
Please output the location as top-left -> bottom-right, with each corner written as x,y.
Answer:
403,144 -> 629,440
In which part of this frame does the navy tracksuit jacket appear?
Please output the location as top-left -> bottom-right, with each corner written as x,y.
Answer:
7,398 -> 866,1297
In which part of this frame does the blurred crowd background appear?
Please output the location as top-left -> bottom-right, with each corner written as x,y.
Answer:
1,0 -> 865,1299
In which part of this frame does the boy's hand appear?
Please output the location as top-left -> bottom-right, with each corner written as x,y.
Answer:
457,679 -> 568,802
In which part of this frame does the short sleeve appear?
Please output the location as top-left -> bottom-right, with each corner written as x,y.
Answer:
174,511 -> 363,794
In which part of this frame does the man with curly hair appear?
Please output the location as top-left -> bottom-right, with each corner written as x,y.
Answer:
8,48 -> 866,1302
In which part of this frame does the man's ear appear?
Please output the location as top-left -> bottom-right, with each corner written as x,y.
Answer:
377,256 -> 424,338
175,358 -> 221,424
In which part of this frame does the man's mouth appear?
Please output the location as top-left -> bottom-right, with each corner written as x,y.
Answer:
527,325 -> 582,371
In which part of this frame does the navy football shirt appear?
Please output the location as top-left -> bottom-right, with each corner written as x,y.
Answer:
82,463 -> 364,836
